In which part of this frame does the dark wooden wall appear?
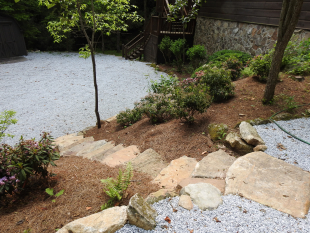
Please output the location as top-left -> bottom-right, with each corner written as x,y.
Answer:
199,0 -> 310,30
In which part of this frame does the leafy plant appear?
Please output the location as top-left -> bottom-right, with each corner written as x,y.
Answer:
0,132 -> 60,198
100,162 -> 133,210
148,75 -> 179,94
222,57 -> 244,81
217,128 -> 228,140
193,65 -> 235,102
170,38 -> 187,71
45,188 -> 64,203
248,53 -> 272,82
208,50 -> 252,65
159,36 -> 173,64
240,66 -> 255,78
0,110 -> 18,142
116,108 -> 142,127
186,44 -> 207,69
275,94 -> 299,112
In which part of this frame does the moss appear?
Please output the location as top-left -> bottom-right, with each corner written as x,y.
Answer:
208,123 -> 228,141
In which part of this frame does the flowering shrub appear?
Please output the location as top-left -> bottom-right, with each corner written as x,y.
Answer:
222,58 -> 243,81
116,108 -> 142,127
179,77 -> 200,89
248,54 -> 271,82
0,132 -> 59,198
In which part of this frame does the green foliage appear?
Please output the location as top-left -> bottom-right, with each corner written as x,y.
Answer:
170,38 -> 187,71
287,61 -> 310,75
240,67 -> 255,78
148,75 -> 179,94
116,108 -> 142,127
0,110 -> 17,142
45,188 -> 64,203
222,57 -> 244,81
101,162 -> 133,210
275,94 -> 299,112
248,53 -> 272,82
208,50 -> 252,65
174,83 -> 212,123
0,132 -> 60,199
186,44 -> 207,69
193,65 -> 235,102
159,36 -> 173,64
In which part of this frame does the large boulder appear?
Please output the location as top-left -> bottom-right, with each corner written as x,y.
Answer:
225,132 -> 253,155
239,121 -> 265,146
191,149 -> 236,179
127,193 -> 157,230
152,156 -> 197,190
225,152 -> 310,218
57,206 -> 127,233
180,183 -> 222,211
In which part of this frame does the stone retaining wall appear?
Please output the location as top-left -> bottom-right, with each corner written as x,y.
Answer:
194,17 -> 310,56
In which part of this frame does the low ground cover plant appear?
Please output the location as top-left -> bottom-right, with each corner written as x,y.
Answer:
0,132 -> 60,199
208,50 -> 252,65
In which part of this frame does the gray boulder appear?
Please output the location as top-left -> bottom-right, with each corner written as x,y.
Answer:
239,121 -> 265,146
225,132 -> 253,155
180,183 -> 222,211
127,193 -> 157,230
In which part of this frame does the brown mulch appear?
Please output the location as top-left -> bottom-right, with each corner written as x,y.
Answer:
1,65 -> 310,233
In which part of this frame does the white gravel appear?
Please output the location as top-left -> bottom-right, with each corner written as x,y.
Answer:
0,52 -> 165,145
1,52 -> 309,232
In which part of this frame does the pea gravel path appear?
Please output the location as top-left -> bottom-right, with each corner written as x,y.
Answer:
0,52 -> 165,145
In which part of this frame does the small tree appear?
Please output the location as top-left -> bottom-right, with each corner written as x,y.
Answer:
39,0 -> 142,128
263,0 -> 304,104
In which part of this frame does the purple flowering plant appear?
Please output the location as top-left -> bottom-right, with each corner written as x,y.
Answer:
0,132 -> 59,198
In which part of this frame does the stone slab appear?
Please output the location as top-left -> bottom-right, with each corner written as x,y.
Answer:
54,134 -> 84,153
60,139 -> 96,157
130,148 -> 168,179
225,152 -> 310,218
176,178 -> 225,194
76,140 -> 108,157
152,156 -> 197,190
101,145 -> 140,167
83,141 -> 115,160
191,149 -> 236,179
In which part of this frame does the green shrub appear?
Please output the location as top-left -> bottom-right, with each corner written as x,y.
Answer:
116,108 -> 142,127
174,83 -> 212,123
148,75 -> 179,94
240,66 -> 255,78
208,50 -> 252,65
222,57 -> 244,81
248,53 -> 272,82
0,110 -> 17,142
287,61 -> 310,75
186,45 -> 207,69
159,36 -> 173,64
0,132 -> 59,198
136,93 -> 177,124
193,65 -> 235,102
101,162 -> 133,210
170,38 -> 187,71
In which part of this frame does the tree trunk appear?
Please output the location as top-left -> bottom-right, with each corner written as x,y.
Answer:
117,31 -> 120,53
101,31 -> 105,53
263,0 -> 304,104
144,0 -> 147,29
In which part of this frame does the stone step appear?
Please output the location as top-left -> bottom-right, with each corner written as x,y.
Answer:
54,134 -> 94,154
60,138 -> 96,157
82,141 -> 116,160
75,140 -> 108,157
152,156 -> 198,190
129,148 -> 169,179
101,145 -> 140,167
90,143 -> 125,161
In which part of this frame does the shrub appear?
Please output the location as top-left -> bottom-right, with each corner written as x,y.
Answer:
208,50 -> 252,65
193,65 -> 235,102
101,162 -> 133,210
240,66 -> 255,78
136,93 -> 177,124
287,61 -> 310,75
170,38 -> 187,71
116,108 -> 142,127
248,53 -> 272,82
0,132 -> 59,198
0,110 -> 17,142
186,45 -> 207,69
174,83 -> 212,123
222,57 -> 244,81
159,36 -> 173,64
148,75 -> 179,94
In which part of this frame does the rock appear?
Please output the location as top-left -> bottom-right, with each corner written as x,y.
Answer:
208,123 -> 228,141
152,156 -> 197,190
294,76 -> 304,82
130,149 -> 168,179
273,112 -> 293,121
176,178 -> 225,194
77,126 -> 96,137
225,132 -> 253,155
225,152 -> 310,218
105,115 -> 117,123
145,189 -> 178,205
239,121 -> 265,146
54,134 -> 85,153
57,206 -> 127,233
253,145 -> 268,152
76,140 -> 108,157
191,150 -> 236,179
127,193 -> 157,230
178,195 -> 193,210
60,139 -> 95,157
180,183 -> 222,211
89,143 -> 123,161
248,118 -> 270,126
100,145 -> 140,167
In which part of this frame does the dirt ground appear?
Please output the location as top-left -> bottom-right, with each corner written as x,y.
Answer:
1,67 -> 310,233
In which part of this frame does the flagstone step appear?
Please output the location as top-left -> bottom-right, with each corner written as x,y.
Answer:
61,139 -> 97,157
83,141 -> 116,160
76,140 -> 108,157
100,145 -> 140,167
54,133 -> 94,154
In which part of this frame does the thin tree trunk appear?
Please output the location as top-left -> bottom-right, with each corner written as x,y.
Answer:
117,31 -> 120,53
101,31 -> 105,53
263,0 -> 304,104
77,0 -> 101,128
144,0 -> 147,29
